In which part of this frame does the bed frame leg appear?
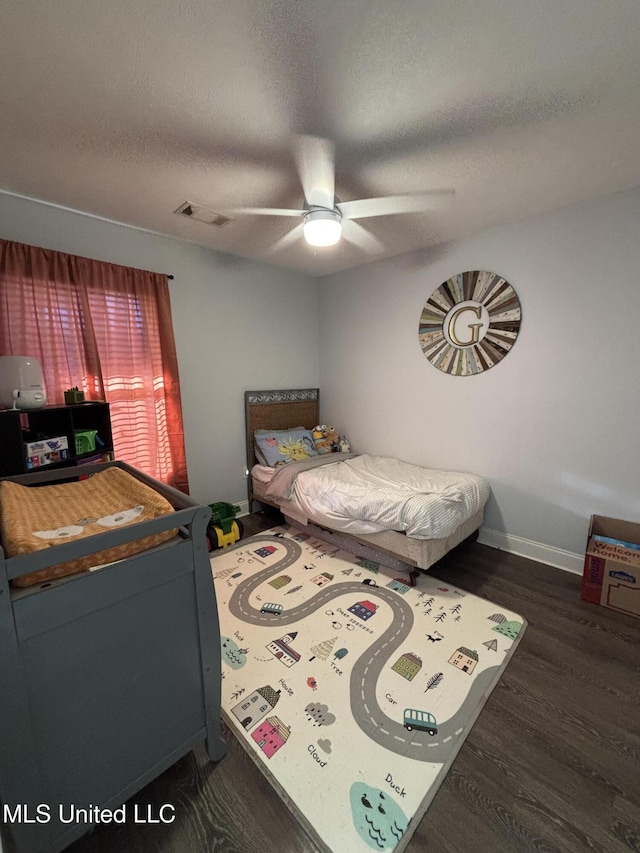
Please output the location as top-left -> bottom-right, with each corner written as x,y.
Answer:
409,568 -> 419,587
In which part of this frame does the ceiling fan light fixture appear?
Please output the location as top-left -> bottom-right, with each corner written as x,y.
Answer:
303,209 -> 342,247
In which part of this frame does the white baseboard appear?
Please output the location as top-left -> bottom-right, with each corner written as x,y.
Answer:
478,526 -> 584,575
236,500 -> 250,517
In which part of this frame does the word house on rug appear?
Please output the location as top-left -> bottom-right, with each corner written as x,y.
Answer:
211,525 -> 526,853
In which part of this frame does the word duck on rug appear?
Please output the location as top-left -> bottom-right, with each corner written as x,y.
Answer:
211,526 -> 526,853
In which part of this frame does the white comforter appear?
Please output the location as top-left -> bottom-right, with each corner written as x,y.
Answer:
259,454 -> 490,539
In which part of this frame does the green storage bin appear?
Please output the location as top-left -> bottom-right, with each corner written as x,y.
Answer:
74,429 -> 98,455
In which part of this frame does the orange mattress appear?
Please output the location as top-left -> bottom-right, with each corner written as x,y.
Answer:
0,466 -> 177,587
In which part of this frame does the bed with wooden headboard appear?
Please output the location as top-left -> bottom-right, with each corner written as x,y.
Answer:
244,388 -> 486,572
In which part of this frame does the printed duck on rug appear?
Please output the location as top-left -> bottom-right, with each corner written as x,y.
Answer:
211,525 -> 526,853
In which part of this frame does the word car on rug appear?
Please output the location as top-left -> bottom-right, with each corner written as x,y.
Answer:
211,526 -> 525,853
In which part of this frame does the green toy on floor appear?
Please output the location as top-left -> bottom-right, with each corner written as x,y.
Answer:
208,501 -> 244,549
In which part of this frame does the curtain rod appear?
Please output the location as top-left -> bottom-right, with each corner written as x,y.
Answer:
167,274 -> 174,280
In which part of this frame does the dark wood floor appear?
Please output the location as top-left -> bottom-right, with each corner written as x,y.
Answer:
68,510 -> 640,853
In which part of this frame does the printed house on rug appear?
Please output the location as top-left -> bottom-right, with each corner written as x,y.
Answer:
232,685 -> 281,730
266,632 -> 301,667
348,600 -> 378,621
251,716 -> 291,758
391,652 -> 423,681
448,647 -> 479,674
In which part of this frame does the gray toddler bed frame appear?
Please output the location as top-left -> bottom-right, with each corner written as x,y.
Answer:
0,461 -> 226,853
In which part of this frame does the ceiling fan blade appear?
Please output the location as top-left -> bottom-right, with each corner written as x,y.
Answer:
224,207 -> 305,217
341,220 -> 385,254
337,190 -> 455,220
268,223 -> 305,254
293,134 -> 335,210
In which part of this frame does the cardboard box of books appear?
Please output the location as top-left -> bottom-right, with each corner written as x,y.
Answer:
581,514 -> 640,619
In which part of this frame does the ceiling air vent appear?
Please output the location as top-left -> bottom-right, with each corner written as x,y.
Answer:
174,201 -> 232,227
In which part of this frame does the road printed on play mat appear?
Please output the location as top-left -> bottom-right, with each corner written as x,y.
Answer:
226,535 -> 502,763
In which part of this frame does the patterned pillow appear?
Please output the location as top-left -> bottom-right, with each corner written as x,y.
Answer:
254,429 -> 318,467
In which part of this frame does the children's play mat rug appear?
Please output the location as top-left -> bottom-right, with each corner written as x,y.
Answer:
212,526 -> 526,853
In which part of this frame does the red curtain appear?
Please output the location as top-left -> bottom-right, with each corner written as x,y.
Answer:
0,238 -> 189,493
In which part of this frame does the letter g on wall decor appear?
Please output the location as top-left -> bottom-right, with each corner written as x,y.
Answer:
418,270 -> 522,376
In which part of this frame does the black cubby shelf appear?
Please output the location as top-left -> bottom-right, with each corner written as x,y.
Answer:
0,401 -> 113,478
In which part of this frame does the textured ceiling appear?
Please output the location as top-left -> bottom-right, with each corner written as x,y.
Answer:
1,0 -> 639,276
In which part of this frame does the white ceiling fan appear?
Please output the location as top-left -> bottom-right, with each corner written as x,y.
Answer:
223,135 -> 455,254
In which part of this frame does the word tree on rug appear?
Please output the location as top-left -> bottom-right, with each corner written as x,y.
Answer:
212,526 -> 525,853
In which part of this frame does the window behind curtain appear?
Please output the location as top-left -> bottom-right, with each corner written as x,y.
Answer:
86,286 -> 174,484
0,238 -> 189,492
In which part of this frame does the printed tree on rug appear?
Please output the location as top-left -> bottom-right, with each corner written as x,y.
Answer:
309,636 -> 338,661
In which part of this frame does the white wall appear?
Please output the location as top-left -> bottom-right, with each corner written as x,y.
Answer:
319,187 -> 640,564
0,192 -> 320,506
2,187 -> 638,566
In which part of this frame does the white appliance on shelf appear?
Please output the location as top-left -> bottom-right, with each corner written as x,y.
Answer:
0,356 -> 47,410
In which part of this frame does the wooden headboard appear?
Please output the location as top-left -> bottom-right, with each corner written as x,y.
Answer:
244,388 -> 320,509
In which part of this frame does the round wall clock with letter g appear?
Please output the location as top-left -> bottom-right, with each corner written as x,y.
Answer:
418,270 -> 521,376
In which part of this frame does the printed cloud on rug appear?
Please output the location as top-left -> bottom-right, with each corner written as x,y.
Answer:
212,526 -> 526,853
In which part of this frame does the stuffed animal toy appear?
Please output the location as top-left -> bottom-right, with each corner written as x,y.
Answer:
324,425 -> 341,452
312,425 -> 332,454
339,436 -> 351,453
